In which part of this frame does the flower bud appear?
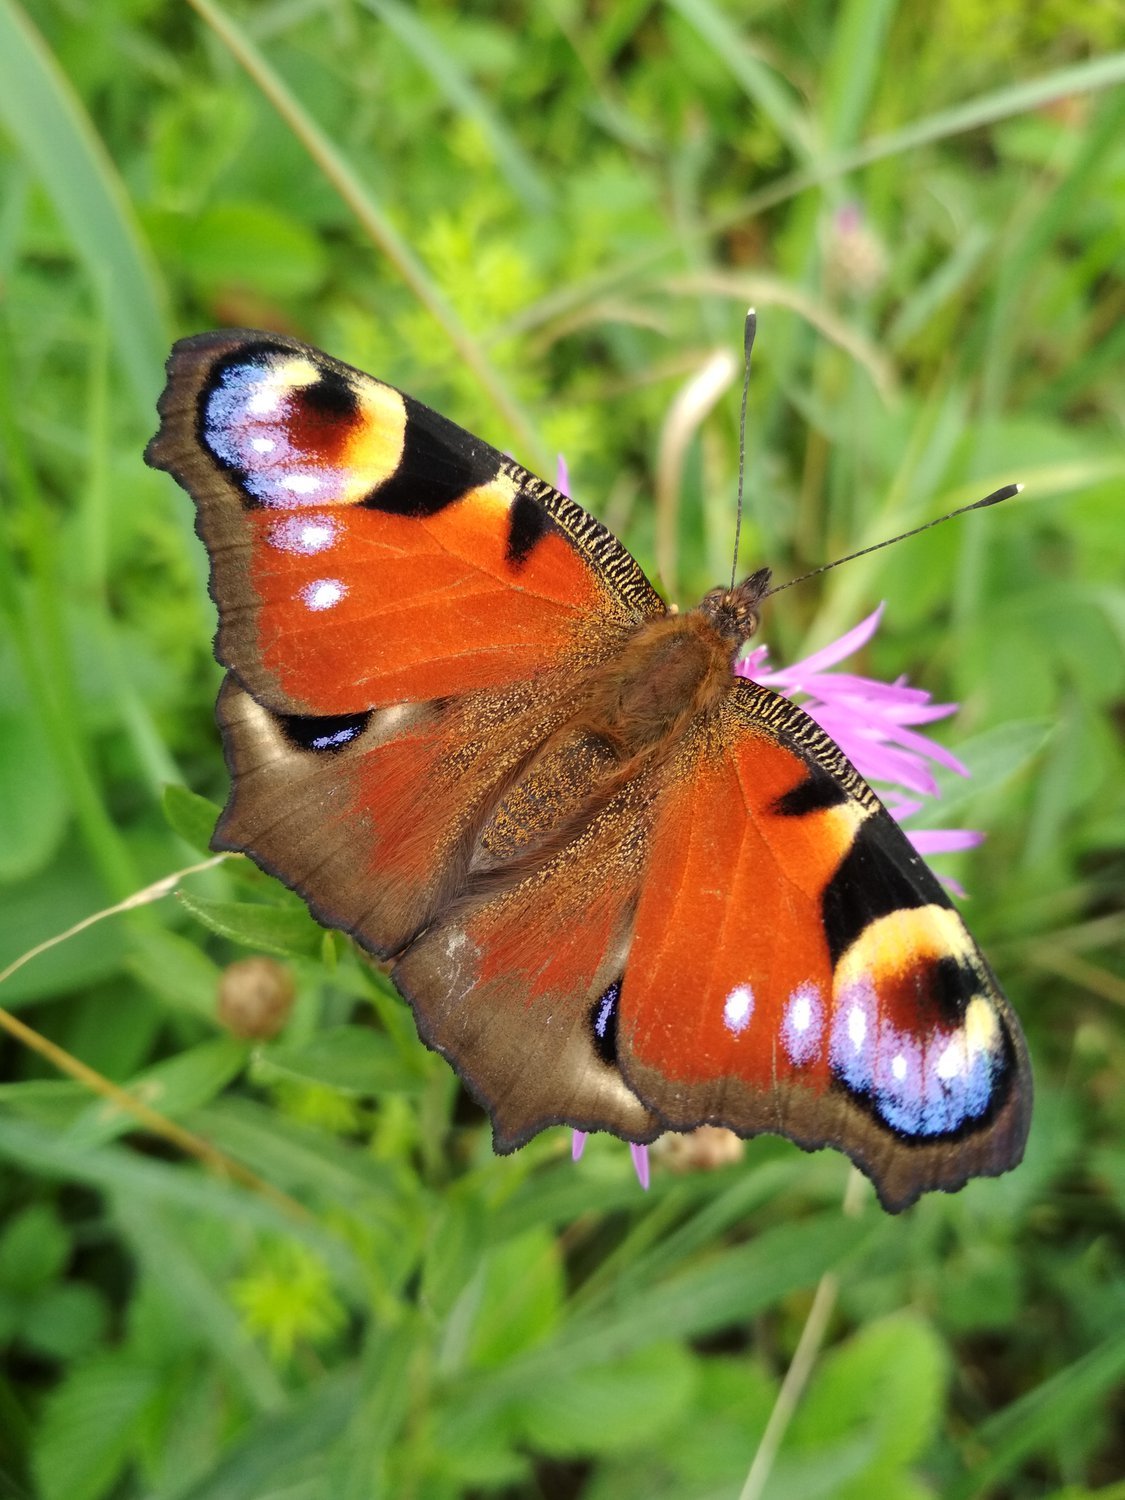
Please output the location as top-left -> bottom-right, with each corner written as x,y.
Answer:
217,957 -> 295,1040
654,1126 -> 744,1173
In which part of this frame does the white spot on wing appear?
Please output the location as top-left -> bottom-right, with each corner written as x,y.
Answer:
847,1004 -> 867,1051
268,516 -> 338,555
723,984 -> 754,1035
782,981 -> 824,1065
247,388 -> 280,417
280,473 -> 322,496
302,578 -> 346,611
935,1036 -> 968,1080
891,1053 -> 908,1081
251,436 -> 276,454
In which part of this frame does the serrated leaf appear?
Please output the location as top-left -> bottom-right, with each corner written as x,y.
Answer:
178,891 -> 324,958
260,1026 -> 425,1096
163,783 -> 223,855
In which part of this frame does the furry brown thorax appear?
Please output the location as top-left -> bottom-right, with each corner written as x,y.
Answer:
580,567 -> 773,759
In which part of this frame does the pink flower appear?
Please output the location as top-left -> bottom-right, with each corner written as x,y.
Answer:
737,603 -> 982,859
570,600 -> 981,1189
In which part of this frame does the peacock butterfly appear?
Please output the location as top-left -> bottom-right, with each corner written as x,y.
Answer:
146,329 -> 1031,1212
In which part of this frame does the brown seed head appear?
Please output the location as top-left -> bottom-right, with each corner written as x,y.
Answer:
217,956 -> 296,1040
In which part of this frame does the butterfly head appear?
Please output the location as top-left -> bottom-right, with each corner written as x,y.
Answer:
697,566 -> 772,650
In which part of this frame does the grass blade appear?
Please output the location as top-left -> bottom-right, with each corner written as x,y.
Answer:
0,0 -> 168,417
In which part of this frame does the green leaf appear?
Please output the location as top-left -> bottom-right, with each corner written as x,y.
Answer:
903,718 -> 1055,827
359,0 -> 551,211
947,1328 -> 1125,1500
0,1201 -> 70,1294
0,0 -> 167,419
63,1036 -> 249,1148
467,1228 -> 564,1371
167,200 -> 328,299
120,1206 -> 285,1412
0,706 -> 67,880
175,1369 -> 360,1500
584,1355 -> 778,1500
127,925 -> 224,1020
0,840 -> 126,1006
0,1080 -> 88,1129
517,1341 -> 697,1457
0,1117 -> 366,1293
177,891 -> 324,958
22,1281 -> 109,1361
788,1312 -> 947,1494
192,1097 -> 399,1215
260,1025 -> 425,1096
33,1354 -> 156,1500
162,784 -> 223,856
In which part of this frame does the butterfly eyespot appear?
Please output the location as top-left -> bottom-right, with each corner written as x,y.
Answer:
276,709 -> 371,753
589,981 -> 621,1067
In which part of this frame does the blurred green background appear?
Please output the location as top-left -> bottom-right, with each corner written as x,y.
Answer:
1,2 -> 1123,1497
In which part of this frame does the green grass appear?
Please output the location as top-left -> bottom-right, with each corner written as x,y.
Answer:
1,2 -> 1123,1497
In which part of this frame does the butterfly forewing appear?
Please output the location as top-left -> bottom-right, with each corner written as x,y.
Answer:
146,330 -> 664,716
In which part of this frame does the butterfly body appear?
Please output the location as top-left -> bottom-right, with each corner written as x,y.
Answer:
147,330 -> 1031,1211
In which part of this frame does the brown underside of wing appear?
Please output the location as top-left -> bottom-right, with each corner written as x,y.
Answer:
212,670 -> 666,1142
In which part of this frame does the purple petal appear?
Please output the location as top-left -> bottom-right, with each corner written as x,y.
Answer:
883,796 -> 924,821
630,1142 -> 651,1190
872,721 -> 969,777
790,674 -> 938,706
555,455 -> 570,498
909,828 -> 985,854
739,644 -> 771,675
768,603 -> 885,678
571,1130 -> 587,1161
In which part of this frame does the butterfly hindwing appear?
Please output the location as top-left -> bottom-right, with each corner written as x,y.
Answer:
616,681 -> 1031,1211
146,331 -> 664,717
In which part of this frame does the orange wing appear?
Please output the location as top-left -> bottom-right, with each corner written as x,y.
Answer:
146,330 -> 663,716
615,682 -> 1031,1212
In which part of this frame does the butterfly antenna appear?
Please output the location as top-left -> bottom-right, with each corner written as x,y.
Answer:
763,483 -> 1023,598
730,308 -> 756,591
